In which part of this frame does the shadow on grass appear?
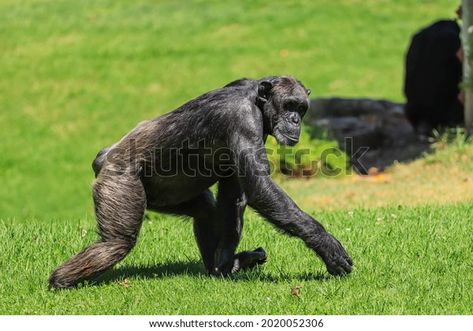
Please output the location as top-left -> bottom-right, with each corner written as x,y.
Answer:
91,260 -> 330,287
93,260 -> 204,286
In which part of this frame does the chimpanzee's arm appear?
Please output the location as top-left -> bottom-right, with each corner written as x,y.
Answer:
231,133 -> 353,276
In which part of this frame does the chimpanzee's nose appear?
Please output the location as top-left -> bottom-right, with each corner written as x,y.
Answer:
290,113 -> 300,125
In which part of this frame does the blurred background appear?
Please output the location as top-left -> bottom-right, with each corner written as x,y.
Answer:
0,0 -> 466,219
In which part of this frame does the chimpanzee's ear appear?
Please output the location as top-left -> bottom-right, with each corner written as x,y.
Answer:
258,81 -> 273,101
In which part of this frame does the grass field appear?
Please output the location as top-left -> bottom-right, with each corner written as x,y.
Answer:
1,0 -> 472,315
1,203 -> 473,314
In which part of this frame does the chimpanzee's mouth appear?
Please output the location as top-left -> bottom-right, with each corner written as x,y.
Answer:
280,133 -> 299,146
274,128 -> 299,146
282,133 -> 299,143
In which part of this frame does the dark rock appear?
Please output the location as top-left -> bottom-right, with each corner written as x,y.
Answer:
305,97 -> 430,173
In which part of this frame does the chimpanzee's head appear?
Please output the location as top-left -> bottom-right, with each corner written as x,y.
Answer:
257,76 -> 310,146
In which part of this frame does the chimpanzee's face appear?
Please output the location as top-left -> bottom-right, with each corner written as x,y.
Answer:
259,78 -> 310,146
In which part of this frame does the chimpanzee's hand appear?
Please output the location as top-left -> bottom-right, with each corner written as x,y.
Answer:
316,232 -> 353,276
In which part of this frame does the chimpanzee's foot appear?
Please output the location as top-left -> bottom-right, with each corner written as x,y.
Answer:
231,247 -> 267,273
211,247 -> 267,276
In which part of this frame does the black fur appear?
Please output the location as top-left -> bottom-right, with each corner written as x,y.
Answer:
49,76 -> 352,289
404,20 -> 464,131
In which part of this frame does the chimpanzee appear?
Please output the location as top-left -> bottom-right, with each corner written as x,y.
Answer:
49,76 -> 353,289
404,19 -> 464,132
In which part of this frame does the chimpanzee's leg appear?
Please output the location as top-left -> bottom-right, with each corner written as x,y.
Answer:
149,190 -> 220,272
49,171 -> 146,289
213,176 -> 267,275
153,187 -> 266,275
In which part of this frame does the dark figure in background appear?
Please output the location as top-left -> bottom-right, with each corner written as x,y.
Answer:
404,19 -> 464,133
49,76 -> 353,289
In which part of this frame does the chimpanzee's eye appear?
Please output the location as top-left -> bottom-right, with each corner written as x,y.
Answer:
284,100 -> 299,110
298,104 -> 307,115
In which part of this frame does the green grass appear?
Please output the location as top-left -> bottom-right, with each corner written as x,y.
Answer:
1,0 -> 471,315
1,204 -> 472,314
0,0 -> 458,219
